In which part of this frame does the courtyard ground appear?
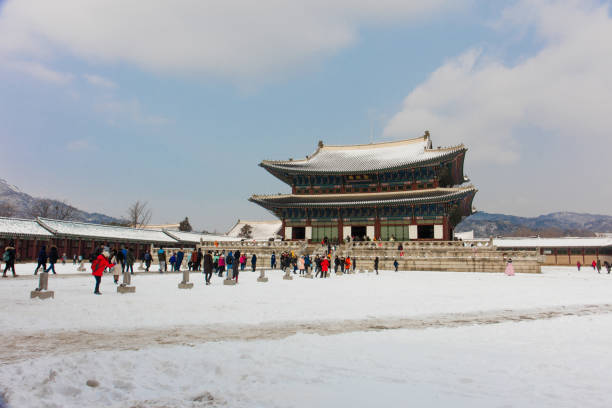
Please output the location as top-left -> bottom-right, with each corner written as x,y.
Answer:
0,265 -> 611,407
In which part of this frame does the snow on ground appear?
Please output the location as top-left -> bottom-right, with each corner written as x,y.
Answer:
1,265 -> 612,407
1,264 -> 611,333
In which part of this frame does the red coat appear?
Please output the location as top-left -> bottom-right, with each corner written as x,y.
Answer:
321,258 -> 329,272
92,254 -> 114,277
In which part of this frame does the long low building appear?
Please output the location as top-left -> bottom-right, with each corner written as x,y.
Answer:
493,237 -> 612,265
0,216 -> 239,261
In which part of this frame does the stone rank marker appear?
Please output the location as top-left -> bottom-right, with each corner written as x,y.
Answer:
178,269 -> 194,289
223,269 -> 236,285
30,272 -> 54,300
117,271 -> 136,293
257,269 -> 269,282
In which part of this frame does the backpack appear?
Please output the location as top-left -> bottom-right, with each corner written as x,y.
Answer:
2,251 -> 9,262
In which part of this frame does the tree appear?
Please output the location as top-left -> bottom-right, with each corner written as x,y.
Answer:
127,201 -> 152,228
0,202 -> 15,217
238,223 -> 253,239
179,217 -> 192,232
29,199 -> 76,220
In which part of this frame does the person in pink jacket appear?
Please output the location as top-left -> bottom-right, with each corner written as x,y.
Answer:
504,258 -> 515,276
298,256 -> 305,275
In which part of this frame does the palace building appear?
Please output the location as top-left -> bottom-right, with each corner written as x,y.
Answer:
250,132 -> 477,242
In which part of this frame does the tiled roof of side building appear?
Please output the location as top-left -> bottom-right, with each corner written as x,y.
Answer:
37,218 -> 178,244
494,237 -> 612,248
163,230 -> 240,244
260,135 -> 465,175
0,217 -> 54,238
250,186 -> 477,208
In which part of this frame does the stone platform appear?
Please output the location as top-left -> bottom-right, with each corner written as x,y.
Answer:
31,290 -> 54,299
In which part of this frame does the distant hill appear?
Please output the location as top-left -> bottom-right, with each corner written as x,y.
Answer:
0,178 -> 122,224
456,211 -> 612,238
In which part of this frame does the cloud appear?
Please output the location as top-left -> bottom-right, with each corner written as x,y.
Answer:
0,0 -> 461,80
83,74 -> 117,88
95,98 -> 171,126
6,60 -> 73,84
384,0 -> 612,164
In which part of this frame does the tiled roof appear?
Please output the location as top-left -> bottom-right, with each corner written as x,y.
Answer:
0,217 -> 54,238
163,230 -> 239,243
260,135 -> 465,175
494,237 -> 612,248
250,186 -> 477,208
226,220 -> 282,240
37,218 -> 178,243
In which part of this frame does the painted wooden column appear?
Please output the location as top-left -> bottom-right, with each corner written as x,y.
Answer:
78,239 -> 82,257
64,238 -> 68,257
280,219 -> 286,240
135,243 -> 140,260
442,216 -> 450,241
567,248 -> 571,265
337,208 -> 343,244
582,248 -> 585,264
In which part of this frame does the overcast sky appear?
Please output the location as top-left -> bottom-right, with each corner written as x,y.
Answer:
1,0 -> 610,232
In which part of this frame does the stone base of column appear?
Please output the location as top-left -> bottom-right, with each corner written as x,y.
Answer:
257,277 -> 269,282
178,282 -> 194,289
304,273 -> 314,279
117,285 -> 136,293
223,279 -> 236,285
283,275 -> 293,280
30,290 -> 54,299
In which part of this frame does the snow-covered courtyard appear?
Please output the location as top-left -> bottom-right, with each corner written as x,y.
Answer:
1,265 -> 611,407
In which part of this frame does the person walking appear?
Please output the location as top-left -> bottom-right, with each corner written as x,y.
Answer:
125,248 -> 135,275
271,252 -> 276,269
298,255 -> 305,275
218,254 -> 225,277
226,251 -> 234,277
315,256 -> 322,278
232,256 -> 240,283
321,257 -> 329,278
2,244 -> 17,277
45,246 -> 59,275
158,248 -> 167,273
577,261 -> 581,271
393,259 -> 399,272
596,259 -> 601,274
111,251 -> 120,284
176,248 -> 185,271
144,250 -> 152,272
240,253 -> 247,271
196,248 -> 203,271
251,253 -> 257,272
190,250 -> 198,271
374,256 -> 379,275
334,256 -> 340,273
116,248 -> 125,273
345,256 -> 351,273
34,245 -> 47,275
91,249 -> 114,294
203,250 -> 214,285
592,260 -> 597,271
505,258 -> 515,276
352,258 -> 356,272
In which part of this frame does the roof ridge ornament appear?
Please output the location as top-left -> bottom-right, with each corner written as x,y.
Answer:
318,140 -> 324,148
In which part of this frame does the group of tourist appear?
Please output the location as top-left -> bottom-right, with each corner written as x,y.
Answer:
577,259 -> 612,274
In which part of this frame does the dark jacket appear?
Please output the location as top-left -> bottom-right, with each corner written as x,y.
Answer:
48,247 -> 59,264
203,253 -> 214,273
38,246 -> 48,264
251,254 -> 257,264
126,250 -> 135,265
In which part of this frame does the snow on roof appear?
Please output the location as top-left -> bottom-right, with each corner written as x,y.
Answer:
260,135 -> 464,175
163,230 -> 239,244
494,237 -> 612,248
226,220 -> 282,241
37,218 -> 178,243
0,217 -> 53,238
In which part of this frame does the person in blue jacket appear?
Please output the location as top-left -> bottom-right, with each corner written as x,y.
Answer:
176,248 -> 185,271
271,252 -> 276,269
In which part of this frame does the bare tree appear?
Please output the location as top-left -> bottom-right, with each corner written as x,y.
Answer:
52,201 -> 77,220
29,199 -> 53,218
0,202 -> 15,217
29,199 -> 77,220
127,201 -> 152,228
